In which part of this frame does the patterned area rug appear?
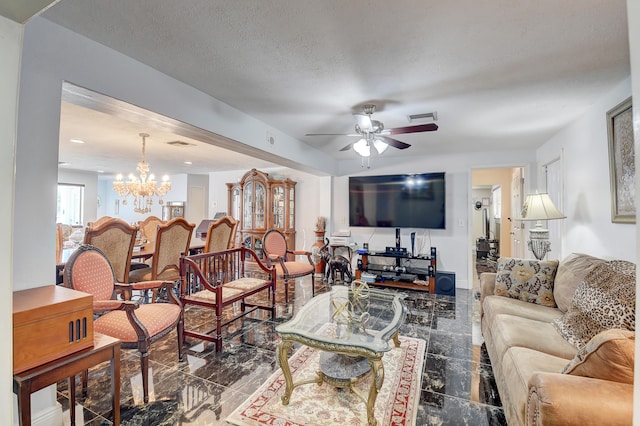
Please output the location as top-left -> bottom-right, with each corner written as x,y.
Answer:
226,335 -> 425,426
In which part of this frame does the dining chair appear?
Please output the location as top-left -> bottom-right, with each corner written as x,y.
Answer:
87,215 -> 113,228
204,216 -> 238,252
129,217 -> 195,301
83,217 -> 138,284
262,229 -> 315,303
139,215 -> 164,244
63,244 -> 184,403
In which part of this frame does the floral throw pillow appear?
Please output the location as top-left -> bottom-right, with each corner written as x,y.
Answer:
494,257 -> 559,307
554,260 -> 636,350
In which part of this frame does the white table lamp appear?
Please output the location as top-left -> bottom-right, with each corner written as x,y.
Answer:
520,193 -> 566,260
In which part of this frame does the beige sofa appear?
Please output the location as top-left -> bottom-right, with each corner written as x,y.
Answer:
480,253 -> 635,425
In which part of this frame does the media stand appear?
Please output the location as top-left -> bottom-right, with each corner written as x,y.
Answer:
355,247 -> 437,293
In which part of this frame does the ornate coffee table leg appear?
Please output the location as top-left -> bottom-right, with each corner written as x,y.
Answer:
366,356 -> 384,426
392,331 -> 401,348
277,339 -> 294,404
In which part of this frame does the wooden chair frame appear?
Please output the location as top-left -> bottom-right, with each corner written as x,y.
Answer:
180,247 -> 276,352
262,229 -> 315,303
64,244 -> 184,403
204,216 -> 238,252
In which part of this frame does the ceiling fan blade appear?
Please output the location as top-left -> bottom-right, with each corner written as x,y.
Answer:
305,133 -> 360,137
389,123 -> 438,135
339,143 -> 353,151
353,113 -> 373,131
379,136 -> 411,149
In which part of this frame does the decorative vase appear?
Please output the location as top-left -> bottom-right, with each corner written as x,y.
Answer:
312,230 -> 326,277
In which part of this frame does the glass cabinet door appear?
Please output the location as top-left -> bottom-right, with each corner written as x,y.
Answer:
273,186 -> 284,229
255,182 -> 266,229
288,188 -> 295,229
243,183 -> 253,229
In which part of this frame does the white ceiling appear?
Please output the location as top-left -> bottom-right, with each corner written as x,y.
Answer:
36,1 -> 631,175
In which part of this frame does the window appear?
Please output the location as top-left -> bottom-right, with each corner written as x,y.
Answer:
57,184 -> 84,225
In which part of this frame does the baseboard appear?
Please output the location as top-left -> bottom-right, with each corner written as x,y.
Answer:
24,403 -> 63,426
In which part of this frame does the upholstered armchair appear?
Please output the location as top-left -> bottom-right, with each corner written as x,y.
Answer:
262,229 -> 315,302
63,244 -> 184,403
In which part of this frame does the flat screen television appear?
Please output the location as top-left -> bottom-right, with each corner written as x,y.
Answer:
349,172 -> 445,229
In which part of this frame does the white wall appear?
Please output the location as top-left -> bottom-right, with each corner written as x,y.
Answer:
1,14 -> 21,426
537,77 -> 635,261
624,1 -> 639,422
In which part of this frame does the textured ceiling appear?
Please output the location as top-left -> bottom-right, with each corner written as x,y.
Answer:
39,0 -> 631,174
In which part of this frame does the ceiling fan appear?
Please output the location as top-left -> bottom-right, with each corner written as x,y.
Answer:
306,104 -> 438,157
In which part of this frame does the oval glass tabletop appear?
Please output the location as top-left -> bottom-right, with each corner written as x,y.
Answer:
276,284 -> 407,354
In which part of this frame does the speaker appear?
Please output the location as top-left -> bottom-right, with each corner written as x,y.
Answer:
435,271 -> 456,296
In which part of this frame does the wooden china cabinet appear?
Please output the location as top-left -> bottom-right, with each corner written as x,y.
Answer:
227,169 -> 296,261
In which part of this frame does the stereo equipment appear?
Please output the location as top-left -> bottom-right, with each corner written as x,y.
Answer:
13,286 -> 94,374
435,271 -> 456,296
385,247 -> 407,256
430,247 -> 437,257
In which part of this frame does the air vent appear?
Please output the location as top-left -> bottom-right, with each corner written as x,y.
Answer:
166,140 -> 194,147
407,111 -> 438,123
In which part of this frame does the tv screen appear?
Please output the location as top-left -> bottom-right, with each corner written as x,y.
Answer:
349,172 -> 445,229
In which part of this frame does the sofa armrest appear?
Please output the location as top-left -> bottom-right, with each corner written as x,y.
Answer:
527,373 -> 633,426
479,272 -> 497,304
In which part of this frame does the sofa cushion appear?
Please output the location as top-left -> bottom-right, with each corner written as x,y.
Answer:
482,295 -> 563,329
494,257 -> 559,307
554,260 -> 636,349
562,329 -> 635,384
492,314 -> 578,361
554,253 -> 606,313
500,347 -> 569,426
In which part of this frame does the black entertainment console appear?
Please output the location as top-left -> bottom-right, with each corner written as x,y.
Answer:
356,229 -> 437,292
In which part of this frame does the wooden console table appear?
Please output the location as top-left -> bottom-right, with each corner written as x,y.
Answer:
13,333 -> 121,426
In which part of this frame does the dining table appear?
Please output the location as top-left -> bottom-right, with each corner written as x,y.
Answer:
57,235 -> 207,283
130,235 -> 206,261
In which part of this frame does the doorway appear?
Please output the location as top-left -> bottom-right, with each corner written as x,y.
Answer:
470,166 -> 525,286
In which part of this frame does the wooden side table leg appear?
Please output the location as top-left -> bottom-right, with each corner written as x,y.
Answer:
112,345 -> 121,425
18,382 -> 32,426
69,375 -> 76,426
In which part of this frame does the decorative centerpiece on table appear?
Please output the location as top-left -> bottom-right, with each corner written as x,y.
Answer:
312,216 -> 327,276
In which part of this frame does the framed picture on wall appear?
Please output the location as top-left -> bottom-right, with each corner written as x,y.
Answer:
607,97 -> 634,223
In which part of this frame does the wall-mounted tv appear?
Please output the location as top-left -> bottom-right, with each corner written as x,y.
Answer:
349,172 -> 445,229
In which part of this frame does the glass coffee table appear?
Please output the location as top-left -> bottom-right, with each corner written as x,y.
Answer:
276,284 -> 408,426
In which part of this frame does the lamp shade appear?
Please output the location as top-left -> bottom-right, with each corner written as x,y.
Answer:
353,139 -> 370,157
520,193 -> 566,221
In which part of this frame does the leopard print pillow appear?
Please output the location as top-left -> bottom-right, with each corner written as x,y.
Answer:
494,257 -> 559,307
554,260 -> 636,350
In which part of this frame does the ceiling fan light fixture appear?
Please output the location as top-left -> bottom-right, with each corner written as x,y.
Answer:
353,138 -> 370,157
373,138 -> 388,154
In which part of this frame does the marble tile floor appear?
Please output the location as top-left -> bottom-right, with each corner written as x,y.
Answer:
56,277 -> 507,425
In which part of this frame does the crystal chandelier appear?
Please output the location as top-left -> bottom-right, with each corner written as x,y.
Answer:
113,133 -> 171,214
